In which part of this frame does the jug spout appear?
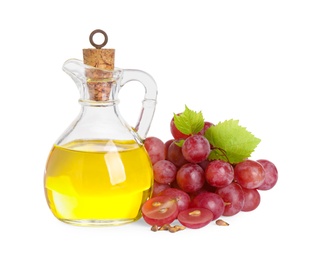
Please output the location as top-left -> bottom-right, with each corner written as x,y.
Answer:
63,59 -> 122,102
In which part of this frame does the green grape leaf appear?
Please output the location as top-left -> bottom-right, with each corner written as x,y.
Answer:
205,119 -> 261,164
174,105 -> 205,135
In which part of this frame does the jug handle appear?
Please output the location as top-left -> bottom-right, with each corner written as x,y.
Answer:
120,69 -> 158,140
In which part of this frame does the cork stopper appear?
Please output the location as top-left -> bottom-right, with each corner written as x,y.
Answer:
83,29 -> 115,101
83,29 -> 115,70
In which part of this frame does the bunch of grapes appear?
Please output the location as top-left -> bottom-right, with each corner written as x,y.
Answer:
142,113 -> 278,230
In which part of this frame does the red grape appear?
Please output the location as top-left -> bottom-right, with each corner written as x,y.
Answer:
170,114 -> 190,140
190,191 -> 225,220
176,163 -> 205,193
159,188 -> 191,212
234,159 -> 265,189
152,181 -> 170,197
153,159 -> 177,184
144,136 -> 166,165
188,187 -> 208,200
198,159 -> 210,171
164,139 -> 174,157
216,182 -> 244,216
205,160 -> 234,188
256,159 -> 278,190
182,135 -> 211,163
241,188 -> 261,212
199,121 -> 214,135
167,140 -> 188,168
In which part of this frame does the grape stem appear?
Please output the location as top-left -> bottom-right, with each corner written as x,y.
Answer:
211,146 -> 230,164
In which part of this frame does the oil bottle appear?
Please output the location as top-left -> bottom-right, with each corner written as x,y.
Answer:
44,29 -> 158,226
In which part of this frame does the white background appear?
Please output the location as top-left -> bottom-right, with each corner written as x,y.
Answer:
1,0 -> 313,259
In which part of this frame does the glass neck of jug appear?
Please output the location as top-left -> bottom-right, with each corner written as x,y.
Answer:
63,59 -> 122,103
62,58 -> 157,141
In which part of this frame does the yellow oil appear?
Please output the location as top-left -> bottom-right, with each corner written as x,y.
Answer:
44,139 -> 153,226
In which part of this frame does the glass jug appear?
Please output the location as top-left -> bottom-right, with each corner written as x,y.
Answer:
44,30 -> 158,226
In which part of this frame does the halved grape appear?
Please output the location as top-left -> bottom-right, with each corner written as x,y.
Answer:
141,195 -> 179,226
177,207 -> 214,229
